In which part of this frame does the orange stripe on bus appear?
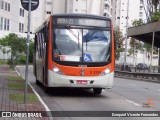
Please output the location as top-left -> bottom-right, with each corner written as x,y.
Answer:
48,16 -> 53,70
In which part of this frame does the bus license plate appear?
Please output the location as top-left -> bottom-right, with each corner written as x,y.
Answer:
76,80 -> 88,85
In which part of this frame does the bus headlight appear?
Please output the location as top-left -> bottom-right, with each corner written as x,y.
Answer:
53,67 -> 63,75
100,68 -> 110,76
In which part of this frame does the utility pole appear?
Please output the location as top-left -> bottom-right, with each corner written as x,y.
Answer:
150,31 -> 155,70
24,0 -> 31,104
124,0 -> 129,65
20,0 -> 39,104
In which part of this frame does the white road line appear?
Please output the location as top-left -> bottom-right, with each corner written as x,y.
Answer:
15,67 -> 50,112
125,100 -> 141,107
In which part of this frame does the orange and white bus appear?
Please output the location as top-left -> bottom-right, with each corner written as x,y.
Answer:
34,14 -> 114,94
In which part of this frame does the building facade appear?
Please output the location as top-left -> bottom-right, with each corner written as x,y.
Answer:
0,0 -> 26,59
0,0 -> 26,38
113,0 -> 146,36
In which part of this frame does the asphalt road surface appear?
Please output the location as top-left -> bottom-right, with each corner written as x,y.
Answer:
16,66 -> 160,120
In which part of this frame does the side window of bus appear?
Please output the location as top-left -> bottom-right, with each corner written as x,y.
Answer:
36,33 -> 40,58
38,32 -> 42,59
42,27 -> 48,59
41,31 -> 45,59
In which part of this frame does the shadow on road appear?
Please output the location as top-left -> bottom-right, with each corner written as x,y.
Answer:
36,83 -> 107,98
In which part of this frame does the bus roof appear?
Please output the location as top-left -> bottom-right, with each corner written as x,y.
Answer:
52,14 -> 111,20
35,14 -> 111,33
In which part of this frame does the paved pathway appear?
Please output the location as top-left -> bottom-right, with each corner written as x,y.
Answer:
0,65 -> 49,120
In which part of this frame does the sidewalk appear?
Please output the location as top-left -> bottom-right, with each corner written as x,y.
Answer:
0,65 -> 49,120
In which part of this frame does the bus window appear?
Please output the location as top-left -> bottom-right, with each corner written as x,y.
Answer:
82,30 -> 111,62
53,28 -> 111,63
53,28 -> 82,62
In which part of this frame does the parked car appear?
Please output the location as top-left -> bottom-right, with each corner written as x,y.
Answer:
137,63 -> 149,70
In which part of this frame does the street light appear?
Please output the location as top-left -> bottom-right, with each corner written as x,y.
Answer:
124,0 -> 129,65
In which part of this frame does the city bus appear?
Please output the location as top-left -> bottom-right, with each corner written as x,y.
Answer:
33,14 -> 115,94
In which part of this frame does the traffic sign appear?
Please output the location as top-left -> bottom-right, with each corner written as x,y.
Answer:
20,0 -> 39,11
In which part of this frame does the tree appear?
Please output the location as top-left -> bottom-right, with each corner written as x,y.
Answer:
128,37 -> 142,65
29,42 -> 34,63
151,11 -> 160,22
114,27 -> 124,60
1,47 -> 7,60
132,19 -> 144,26
0,33 -> 27,67
143,43 -> 152,62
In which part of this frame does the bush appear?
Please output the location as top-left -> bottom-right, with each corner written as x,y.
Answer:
19,55 -> 26,64
0,60 -> 6,65
151,12 -> 160,22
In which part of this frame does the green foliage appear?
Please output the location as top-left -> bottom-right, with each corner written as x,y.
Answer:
143,43 -> 152,53
8,82 -> 26,89
132,19 -> 144,27
151,12 -> 160,22
0,60 -> 6,65
128,38 -> 142,56
0,33 -> 27,67
0,34 -> 36,66
7,76 -> 23,81
9,93 -> 38,103
29,42 -> 34,63
115,48 -> 125,60
19,55 -> 26,64
114,27 -> 124,60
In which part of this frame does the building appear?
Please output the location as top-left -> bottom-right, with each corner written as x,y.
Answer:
113,0 -> 146,36
103,0 -> 113,18
0,0 -> 27,59
0,0 -> 26,38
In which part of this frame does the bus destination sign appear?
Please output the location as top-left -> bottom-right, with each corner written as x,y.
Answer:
54,18 -> 110,27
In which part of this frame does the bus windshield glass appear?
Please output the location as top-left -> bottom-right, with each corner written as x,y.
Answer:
53,28 -> 111,63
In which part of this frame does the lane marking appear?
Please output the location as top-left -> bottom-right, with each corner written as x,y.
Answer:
125,100 -> 141,107
15,67 -> 50,112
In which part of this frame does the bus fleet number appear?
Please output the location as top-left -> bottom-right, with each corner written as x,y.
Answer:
57,18 -> 73,25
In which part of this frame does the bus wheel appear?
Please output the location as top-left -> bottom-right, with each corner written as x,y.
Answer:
44,86 -> 50,93
93,88 -> 102,95
36,79 -> 41,85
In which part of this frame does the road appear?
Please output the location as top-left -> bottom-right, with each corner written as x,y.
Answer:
16,66 -> 160,120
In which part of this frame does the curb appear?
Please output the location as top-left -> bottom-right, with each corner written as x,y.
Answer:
14,67 -> 50,112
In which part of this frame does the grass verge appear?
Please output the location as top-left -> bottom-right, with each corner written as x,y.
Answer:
9,93 -> 38,103
0,60 -> 6,65
8,82 -> 30,89
7,76 -> 23,81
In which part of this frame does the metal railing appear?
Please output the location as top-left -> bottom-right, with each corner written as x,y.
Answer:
115,65 -> 160,73
114,65 -> 160,83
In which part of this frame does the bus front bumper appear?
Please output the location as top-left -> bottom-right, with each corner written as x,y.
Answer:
47,70 -> 114,89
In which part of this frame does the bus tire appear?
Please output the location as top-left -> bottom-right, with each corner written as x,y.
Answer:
36,79 -> 41,85
44,86 -> 50,93
93,88 -> 102,95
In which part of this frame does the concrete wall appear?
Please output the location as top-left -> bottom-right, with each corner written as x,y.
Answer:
128,21 -> 160,37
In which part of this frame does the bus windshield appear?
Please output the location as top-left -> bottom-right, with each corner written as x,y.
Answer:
53,28 -> 111,63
